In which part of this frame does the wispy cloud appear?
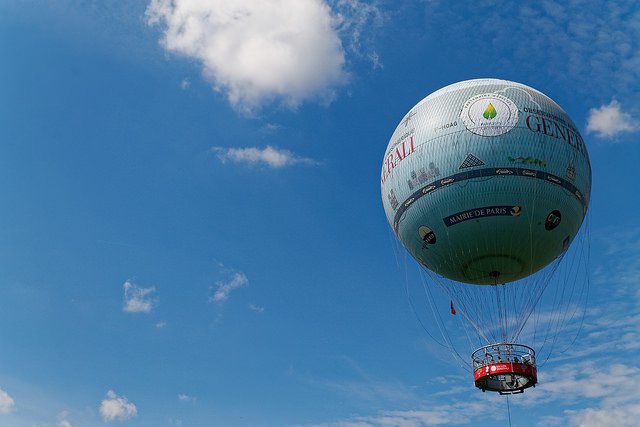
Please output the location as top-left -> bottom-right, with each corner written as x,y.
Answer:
146,0 -> 349,112
249,303 -> 265,313
211,146 -> 318,168
515,360 -> 640,427
299,225 -> 640,427
122,279 -> 157,313
566,404 -> 640,427
0,388 -> 14,414
332,0 -> 385,68
297,400 -> 497,427
343,402 -> 491,427
587,99 -> 636,138
99,390 -> 137,422
178,393 -> 196,402
259,123 -> 283,135
57,411 -> 72,427
210,271 -> 248,303
423,1 -> 640,106
297,356 -> 428,415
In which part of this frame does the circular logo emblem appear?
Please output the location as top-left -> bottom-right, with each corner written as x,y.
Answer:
460,93 -> 519,136
545,210 -> 562,230
418,226 -> 437,244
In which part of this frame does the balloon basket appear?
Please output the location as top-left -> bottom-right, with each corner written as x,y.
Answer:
472,343 -> 537,394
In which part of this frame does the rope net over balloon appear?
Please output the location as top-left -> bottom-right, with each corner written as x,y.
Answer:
382,79 -> 592,392
391,217 -> 589,375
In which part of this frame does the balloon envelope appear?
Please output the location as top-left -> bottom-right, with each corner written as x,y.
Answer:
381,79 -> 591,284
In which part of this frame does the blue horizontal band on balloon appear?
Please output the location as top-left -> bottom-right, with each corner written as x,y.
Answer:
392,167 -> 587,234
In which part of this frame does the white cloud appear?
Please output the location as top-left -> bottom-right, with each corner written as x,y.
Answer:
146,0 -> 349,112
210,272 -> 248,303
259,123 -> 283,135
178,393 -> 196,402
180,78 -> 190,90
156,321 -> 167,328
587,99 -> 636,138
212,146 -> 318,168
0,388 -> 15,414
100,390 -> 137,422
58,411 -> 72,427
249,303 -> 265,313
122,279 -> 157,313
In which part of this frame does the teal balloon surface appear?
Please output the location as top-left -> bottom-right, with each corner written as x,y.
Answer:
381,79 -> 591,285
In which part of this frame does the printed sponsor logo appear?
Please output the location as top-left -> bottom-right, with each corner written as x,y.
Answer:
408,163 -> 440,191
508,156 -> 547,167
419,226 -> 437,245
443,205 -> 522,227
566,163 -> 576,180
459,153 -> 486,169
392,167 -> 588,233
434,121 -> 458,132
381,134 -> 416,185
422,185 -> 436,194
496,169 -> 514,175
545,210 -> 562,231
387,189 -> 399,211
461,93 -> 519,137
400,110 -> 416,128
404,197 -> 415,207
525,111 -> 588,159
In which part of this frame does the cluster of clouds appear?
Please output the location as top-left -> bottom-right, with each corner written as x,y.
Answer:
146,0 -> 381,113
146,0 -> 637,174
0,389 -> 137,425
428,1 -> 640,98
7,0 -> 639,425
297,358 -> 640,427
422,1 -> 640,142
296,227 -> 640,427
0,388 -> 197,425
518,360 -> 640,427
122,264 -> 256,315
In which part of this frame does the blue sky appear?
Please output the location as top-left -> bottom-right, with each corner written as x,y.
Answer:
1,1 -> 639,426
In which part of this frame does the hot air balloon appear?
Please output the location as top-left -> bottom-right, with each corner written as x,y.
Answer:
381,79 -> 591,394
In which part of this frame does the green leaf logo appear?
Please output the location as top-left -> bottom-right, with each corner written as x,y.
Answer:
483,103 -> 497,120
